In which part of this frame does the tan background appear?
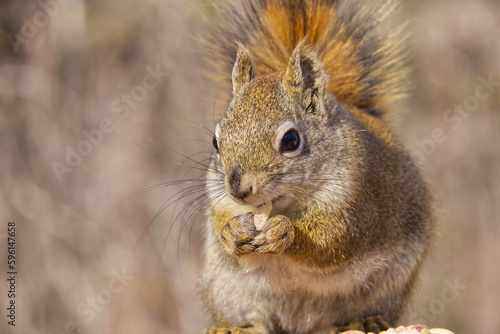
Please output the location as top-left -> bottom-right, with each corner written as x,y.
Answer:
0,0 -> 499,333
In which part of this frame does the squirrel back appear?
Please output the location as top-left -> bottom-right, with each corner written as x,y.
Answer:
203,0 -> 409,120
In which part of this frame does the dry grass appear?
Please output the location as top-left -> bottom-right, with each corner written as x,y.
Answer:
0,0 -> 499,333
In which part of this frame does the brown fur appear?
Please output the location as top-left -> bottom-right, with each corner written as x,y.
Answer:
199,1 -> 432,333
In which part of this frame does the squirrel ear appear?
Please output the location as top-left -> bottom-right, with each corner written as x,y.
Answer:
232,44 -> 255,95
284,48 -> 303,93
284,47 -> 328,114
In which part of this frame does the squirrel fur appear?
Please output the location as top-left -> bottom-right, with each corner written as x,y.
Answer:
199,0 -> 433,333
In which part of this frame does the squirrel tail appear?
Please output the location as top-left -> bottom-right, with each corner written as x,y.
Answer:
203,0 -> 410,120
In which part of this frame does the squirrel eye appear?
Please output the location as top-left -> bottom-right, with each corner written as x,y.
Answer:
280,129 -> 300,153
212,135 -> 219,151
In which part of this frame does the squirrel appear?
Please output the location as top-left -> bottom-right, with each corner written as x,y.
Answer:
198,0 -> 434,333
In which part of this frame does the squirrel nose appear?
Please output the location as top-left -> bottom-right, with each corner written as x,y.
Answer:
228,169 -> 253,201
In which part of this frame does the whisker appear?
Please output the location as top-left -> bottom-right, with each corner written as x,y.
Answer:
174,138 -> 213,147
172,154 -> 214,181
210,190 -> 230,212
131,136 -> 223,175
171,184 -> 225,228
175,188 -> 226,257
127,178 -> 211,201
270,184 -> 306,203
167,187 -> 227,272
156,188 -> 216,271
174,118 -> 215,138
151,183 -> 226,272
284,179 -> 346,199
135,183 -> 213,250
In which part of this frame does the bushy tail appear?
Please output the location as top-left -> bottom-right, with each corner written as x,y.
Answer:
202,0 -> 409,120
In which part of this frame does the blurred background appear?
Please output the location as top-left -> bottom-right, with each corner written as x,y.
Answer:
0,0 -> 498,333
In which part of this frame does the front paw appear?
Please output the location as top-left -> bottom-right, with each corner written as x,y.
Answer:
251,215 -> 294,255
219,212 -> 259,256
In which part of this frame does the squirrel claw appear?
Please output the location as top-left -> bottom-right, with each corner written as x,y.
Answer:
218,213 -> 294,256
219,212 -> 259,256
252,215 -> 294,255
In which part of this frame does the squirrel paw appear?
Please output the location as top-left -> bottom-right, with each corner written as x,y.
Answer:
203,327 -> 258,334
218,213 -> 294,256
251,215 -> 294,255
330,315 -> 391,334
219,212 -> 259,256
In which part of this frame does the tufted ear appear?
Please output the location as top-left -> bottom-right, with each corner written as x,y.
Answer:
284,46 -> 329,114
232,44 -> 255,95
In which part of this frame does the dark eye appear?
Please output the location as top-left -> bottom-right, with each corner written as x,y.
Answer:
212,135 -> 219,151
280,129 -> 300,153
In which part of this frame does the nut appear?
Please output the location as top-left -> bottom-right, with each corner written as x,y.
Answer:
254,202 -> 272,230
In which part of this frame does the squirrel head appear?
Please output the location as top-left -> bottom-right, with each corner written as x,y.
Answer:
211,44 -> 354,211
